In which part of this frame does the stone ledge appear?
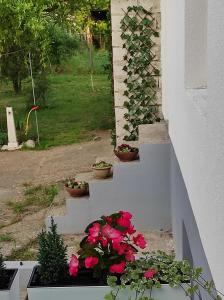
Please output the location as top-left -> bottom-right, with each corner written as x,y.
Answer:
139,122 -> 170,144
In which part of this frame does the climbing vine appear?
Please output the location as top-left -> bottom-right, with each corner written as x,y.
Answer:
120,5 -> 161,141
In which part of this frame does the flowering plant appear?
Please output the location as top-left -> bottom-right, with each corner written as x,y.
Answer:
65,179 -> 89,191
69,211 -> 147,279
106,251 -> 222,300
92,161 -> 112,169
116,144 -> 138,153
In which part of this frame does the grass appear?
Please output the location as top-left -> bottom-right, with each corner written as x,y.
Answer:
0,49 -> 114,149
7,184 -> 58,215
0,233 -> 14,242
6,238 -> 38,261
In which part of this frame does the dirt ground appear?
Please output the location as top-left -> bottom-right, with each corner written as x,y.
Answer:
0,130 -> 173,259
0,130 -> 114,257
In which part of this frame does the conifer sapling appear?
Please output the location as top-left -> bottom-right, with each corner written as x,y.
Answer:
37,218 -> 68,285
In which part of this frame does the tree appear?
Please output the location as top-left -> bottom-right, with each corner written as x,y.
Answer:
37,218 -> 68,285
0,0 -> 76,93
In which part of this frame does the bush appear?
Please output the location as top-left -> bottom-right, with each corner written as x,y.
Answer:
37,218 -> 68,285
26,72 -> 50,111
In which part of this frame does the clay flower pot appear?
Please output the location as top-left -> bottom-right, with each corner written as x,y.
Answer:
64,180 -> 89,198
114,150 -> 139,162
92,161 -> 112,179
65,186 -> 88,197
114,144 -> 139,162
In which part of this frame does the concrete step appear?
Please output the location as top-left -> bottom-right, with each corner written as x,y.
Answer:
138,122 -> 170,144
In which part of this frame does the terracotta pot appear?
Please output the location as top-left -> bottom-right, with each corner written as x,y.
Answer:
92,166 -> 112,179
65,186 -> 88,197
114,150 -> 139,162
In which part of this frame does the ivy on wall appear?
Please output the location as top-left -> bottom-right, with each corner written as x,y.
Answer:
120,5 -> 161,141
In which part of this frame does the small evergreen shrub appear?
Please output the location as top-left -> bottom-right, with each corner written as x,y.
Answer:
37,218 -> 68,285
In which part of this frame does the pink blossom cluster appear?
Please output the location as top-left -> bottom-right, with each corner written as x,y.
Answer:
69,211 -> 147,277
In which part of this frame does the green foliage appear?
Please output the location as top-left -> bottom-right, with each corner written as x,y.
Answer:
48,24 -> 79,66
0,0 -> 76,93
37,218 -> 68,285
105,251 -> 222,300
26,72 -> 50,110
120,6 -> 161,141
0,50 -> 113,149
8,184 -> 58,215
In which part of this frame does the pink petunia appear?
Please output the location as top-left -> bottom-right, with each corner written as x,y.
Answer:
69,255 -> 79,277
133,234 -> 147,249
85,256 -> 99,269
109,261 -> 126,274
112,242 -> 127,255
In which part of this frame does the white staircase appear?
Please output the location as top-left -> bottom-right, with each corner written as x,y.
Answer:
45,123 -> 171,234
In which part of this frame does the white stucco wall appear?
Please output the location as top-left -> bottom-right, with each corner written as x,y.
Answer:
161,0 -> 224,293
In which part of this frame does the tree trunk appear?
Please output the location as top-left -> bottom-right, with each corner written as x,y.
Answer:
12,77 -> 22,94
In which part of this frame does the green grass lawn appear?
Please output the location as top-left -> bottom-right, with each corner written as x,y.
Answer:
0,49 -> 114,149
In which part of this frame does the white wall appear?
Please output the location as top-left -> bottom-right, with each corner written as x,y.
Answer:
161,0 -> 224,293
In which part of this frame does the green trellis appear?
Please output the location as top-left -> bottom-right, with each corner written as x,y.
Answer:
120,5 -> 161,141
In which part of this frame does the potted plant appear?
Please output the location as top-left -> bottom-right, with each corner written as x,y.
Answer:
114,144 -> 139,162
27,214 -> 222,300
27,212 -> 146,300
92,161 -> 112,179
106,251 -> 222,300
0,251 -> 19,300
65,179 -> 89,197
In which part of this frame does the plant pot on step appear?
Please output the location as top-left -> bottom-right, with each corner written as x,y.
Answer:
0,269 -> 19,300
64,179 -> 89,197
114,144 -> 139,162
92,161 -> 112,179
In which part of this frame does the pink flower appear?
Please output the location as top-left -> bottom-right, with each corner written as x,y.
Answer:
127,224 -> 136,235
133,234 -> 147,249
112,242 -> 127,255
87,222 -> 101,244
102,224 -> 123,243
89,223 -> 101,238
99,236 -> 108,248
87,235 -> 98,244
117,216 -> 131,228
109,261 -> 126,274
69,255 -> 79,277
85,256 -> 99,268
105,216 -> 113,224
144,269 -> 157,279
119,211 -> 132,220
125,248 -> 135,262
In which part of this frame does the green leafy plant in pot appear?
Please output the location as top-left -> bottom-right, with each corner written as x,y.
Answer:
64,179 -> 89,197
114,144 -> 139,162
106,251 -> 223,300
92,161 -> 112,179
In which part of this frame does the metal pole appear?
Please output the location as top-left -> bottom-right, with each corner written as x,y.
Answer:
28,52 -> 40,144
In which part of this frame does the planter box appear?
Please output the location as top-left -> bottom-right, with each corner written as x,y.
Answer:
27,267 -> 188,300
0,269 -> 19,300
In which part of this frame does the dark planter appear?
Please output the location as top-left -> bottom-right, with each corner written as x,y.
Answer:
65,186 -> 89,198
114,150 -> 139,162
27,266 -> 188,300
0,269 -> 19,300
